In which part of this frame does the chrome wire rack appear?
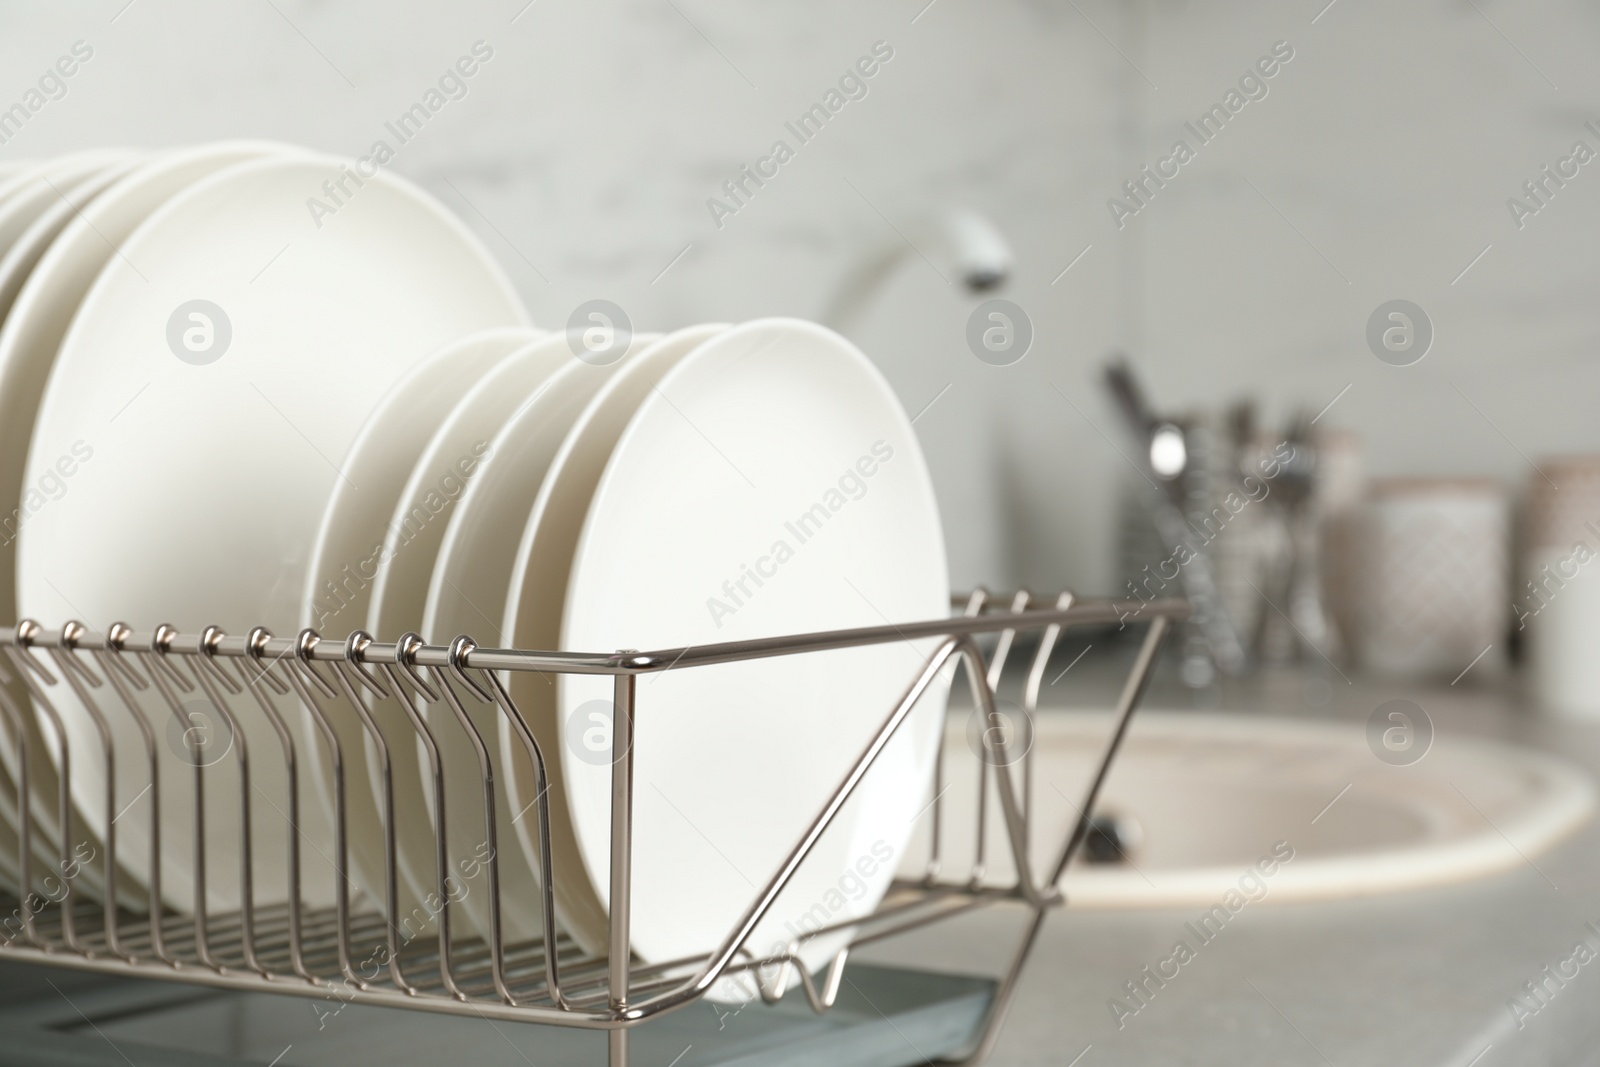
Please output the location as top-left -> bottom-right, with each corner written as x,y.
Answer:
0,591 -> 1183,1067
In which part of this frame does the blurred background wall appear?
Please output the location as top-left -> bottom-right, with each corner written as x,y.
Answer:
2,0 -> 1596,595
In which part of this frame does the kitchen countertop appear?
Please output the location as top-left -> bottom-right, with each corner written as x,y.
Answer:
856,647 -> 1600,1067
2,643 -> 1596,1067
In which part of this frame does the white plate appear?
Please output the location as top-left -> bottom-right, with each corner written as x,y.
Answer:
18,153 -> 529,913
1,144 -> 292,631
551,320 -> 949,993
422,330 -> 679,940
0,156 -> 148,894
0,159 -> 142,328
366,331 -> 655,940
499,325 -> 725,952
0,145 -> 290,901
301,325 -> 539,928
0,152 -> 129,264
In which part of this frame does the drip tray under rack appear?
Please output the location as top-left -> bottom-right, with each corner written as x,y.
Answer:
0,957 -> 994,1067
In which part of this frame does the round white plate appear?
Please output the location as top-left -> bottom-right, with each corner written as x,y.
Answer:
0,152 -> 129,263
301,324 -> 539,928
499,325 -> 727,952
366,331 -> 655,940
0,156 -> 148,894
422,329 -> 676,940
0,159 -> 142,329
0,144 -> 293,633
18,153 -> 529,913
521,320 -> 949,994
0,145 -> 292,903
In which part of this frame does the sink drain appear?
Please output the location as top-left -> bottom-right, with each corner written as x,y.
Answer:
1082,813 -> 1141,865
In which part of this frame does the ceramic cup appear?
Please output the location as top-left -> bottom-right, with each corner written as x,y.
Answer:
1354,479 -> 1508,679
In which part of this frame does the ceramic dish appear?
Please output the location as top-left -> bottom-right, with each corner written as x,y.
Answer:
366,331 -> 656,940
17,153 -> 529,913
0,145 -> 291,902
0,143 -> 292,642
560,320 -> 949,990
501,320 -> 949,999
421,329 -> 682,940
300,325 -> 539,926
497,325 -> 721,951
0,156 -> 148,894
0,152 -> 129,263
0,159 -> 142,329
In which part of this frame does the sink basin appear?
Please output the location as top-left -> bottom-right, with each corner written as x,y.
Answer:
896,711 -> 1596,906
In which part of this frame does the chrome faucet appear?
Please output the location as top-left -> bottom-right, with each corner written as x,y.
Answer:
823,206 -> 1013,332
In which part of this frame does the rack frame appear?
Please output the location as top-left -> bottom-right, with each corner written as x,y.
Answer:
0,592 -> 1185,1066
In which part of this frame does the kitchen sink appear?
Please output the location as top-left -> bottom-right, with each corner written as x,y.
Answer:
897,711 -> 1597,906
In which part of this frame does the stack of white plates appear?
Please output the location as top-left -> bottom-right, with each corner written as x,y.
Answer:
0,143 -> 951,996
0,142 -> 528,913
309,317 -> 951,995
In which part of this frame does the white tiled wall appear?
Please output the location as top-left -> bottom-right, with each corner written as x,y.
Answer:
3,0 -> 1596,594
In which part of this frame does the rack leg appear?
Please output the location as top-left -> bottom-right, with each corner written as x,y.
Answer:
608,671 -> 636,1067
937,905 -> 1049,1067
944,614 -> 1175,1066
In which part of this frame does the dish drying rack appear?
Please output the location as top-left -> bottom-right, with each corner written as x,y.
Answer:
0,591 -> 1184,1067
